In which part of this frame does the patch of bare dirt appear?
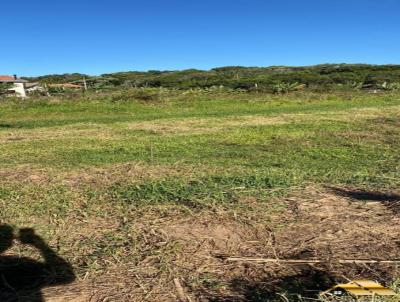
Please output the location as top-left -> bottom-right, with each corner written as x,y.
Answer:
0,166 -> 51,185
276,187 -> 400,261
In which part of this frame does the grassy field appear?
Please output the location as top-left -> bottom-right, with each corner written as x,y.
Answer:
1,91 -> 400,301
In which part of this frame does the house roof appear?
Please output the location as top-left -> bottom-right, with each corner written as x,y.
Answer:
0,75 -> 28,83
0,76 -> 15,81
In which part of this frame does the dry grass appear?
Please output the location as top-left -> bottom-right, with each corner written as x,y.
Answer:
30,187 -> 400,301
124,105 -> 400,136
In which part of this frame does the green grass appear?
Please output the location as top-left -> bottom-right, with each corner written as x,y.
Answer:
0,91 -> 399,300
0,92 -> 398,128
1,93 -> 399,189
1,92 -> 399,221
0,91 -> 399,228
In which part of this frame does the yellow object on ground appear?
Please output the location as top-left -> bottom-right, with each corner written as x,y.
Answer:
321,280 -> 396,299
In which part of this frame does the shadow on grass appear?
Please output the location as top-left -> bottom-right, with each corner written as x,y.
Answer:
328,187 -> 400,202
0,123 -> 15,128
328,187 -> 400,215
0,225 -> 75,302
203,266 -> 335,302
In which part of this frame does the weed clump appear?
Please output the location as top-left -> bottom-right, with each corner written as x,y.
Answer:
107,174 -> 291,208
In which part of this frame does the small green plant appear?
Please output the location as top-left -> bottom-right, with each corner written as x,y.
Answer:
351,81 -> 363,90
109,88 -> 170,102
272,82 -> 306,94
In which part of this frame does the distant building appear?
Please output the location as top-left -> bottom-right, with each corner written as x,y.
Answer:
0,75 -> 28,97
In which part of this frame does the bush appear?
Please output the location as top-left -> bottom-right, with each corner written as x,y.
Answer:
0,83 -> 13,95
272,82 -> 306,94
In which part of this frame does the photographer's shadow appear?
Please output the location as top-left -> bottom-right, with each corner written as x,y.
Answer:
0,225 -> 76,302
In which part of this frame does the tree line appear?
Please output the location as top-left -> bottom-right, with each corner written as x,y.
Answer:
25,64 -> 400,92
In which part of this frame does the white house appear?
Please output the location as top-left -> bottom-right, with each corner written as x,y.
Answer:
0,75 -> 28,97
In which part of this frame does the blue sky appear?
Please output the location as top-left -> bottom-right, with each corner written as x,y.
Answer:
1,0 -> 399,76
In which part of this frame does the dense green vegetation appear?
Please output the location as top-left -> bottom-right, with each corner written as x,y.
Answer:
26,64 -> 400,92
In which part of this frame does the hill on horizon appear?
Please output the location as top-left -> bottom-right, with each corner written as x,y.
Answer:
23,63 -> 400,91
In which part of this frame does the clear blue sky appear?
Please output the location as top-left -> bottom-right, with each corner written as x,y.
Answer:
1,0 -> 399,76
